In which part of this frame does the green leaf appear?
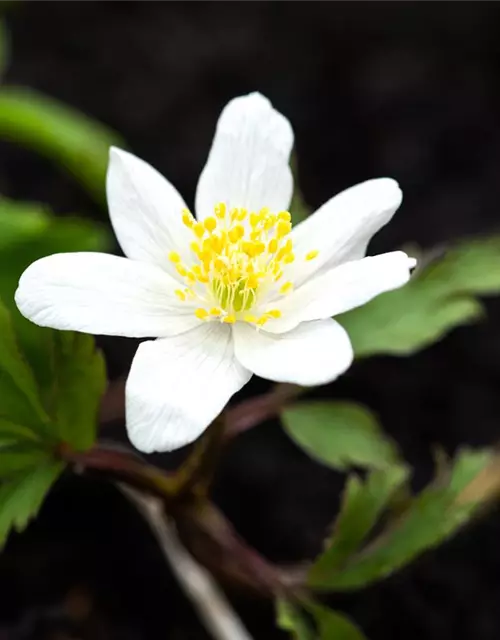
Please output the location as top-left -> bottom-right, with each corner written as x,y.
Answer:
0,87 -> 123,205
276,599 -> 315,640
0,298 -> 49,431
0,199 -> 109,388
282,401 -> 400,471
338,237 -> 500,357
42,331 -> 106,451
0,460 -> 64,546
306,602 -> 367,640
0,446 -> 51,477
309,448 -> 494,591
309,466 -> 409,585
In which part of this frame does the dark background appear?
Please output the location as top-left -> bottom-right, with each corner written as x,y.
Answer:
1,2 -> 500,639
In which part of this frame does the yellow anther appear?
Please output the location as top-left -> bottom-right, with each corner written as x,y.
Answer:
306,249 -> 319,261
284,253 -> 295,264
246,274 -> 259,289
284,238 -> 293,253
182,209 -> 194,228
204,216 -> 217,233
256,315 -> 269,326
210,307 -> 222,316
268,238 -> 278,253
197,274 -> 209,283
195,308 -> 209,320
280,281 -> 293,294
237,208 -> 247,221
193,222 -> 205,238
274,270 -> 284,281
222,315 -> 236,324
169,251 -> 181,264
176,265 -> 187,277
253,241 -> 265,256
174,289 -> 186,301
267,309 -> 282,318
277,220 -> 292,237
230,208 -> 239,222
215,202 -> 226,219
214,257 -> 226,272
190,241 -> 201,255
244,314 -> 257,323
250,212 -> 260,228
278,211 -> 291,222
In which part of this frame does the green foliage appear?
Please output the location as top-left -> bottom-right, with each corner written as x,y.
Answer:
0,87 -> 123,205
0,460 -> 64,542
282,401 -> 400,471
276,599 -> 315,640
0,199 -> 108,545
43,332 -> 106,451
309,466 -> 409,583
338,237 -> 500,358
308,448 -> 495,591
0,198 -> 109,386
276,599 -> 366,640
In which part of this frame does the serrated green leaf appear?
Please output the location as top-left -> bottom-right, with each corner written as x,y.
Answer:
282,402 -> 400,471
338,237 -> 500,357
0,460 -> 64,545
309,466 -> 409,585
276,599 -> 315,640
310,448 -> 494,591
0,298 -> 48,431
42,331 -> 106,451
305,603 -> 366,640
0,87 -> 123,205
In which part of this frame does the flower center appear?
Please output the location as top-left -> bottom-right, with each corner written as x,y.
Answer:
169,202 -> 318,327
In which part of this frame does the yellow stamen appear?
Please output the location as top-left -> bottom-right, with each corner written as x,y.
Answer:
204,217 -> 217,233
306,249 -> 319,261
182,209 -> 194,228
174,289 -> 186,301
169,251 -> 181,264
215,202 -> 226,219
195,308 -> 209,320
244,314 -> 257,323
222,315 -> 236,324
267,309 -> 282,318
210,307 -> 222,316
280,281 -> 293,294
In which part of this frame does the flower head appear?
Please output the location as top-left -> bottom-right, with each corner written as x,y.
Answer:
15,92 -> 415,453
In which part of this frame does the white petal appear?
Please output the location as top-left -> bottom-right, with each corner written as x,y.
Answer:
263,252 -> 416,334
126,323 -> 252,452
233,319 -> 353,386
289,178 -> 403,286
195,93 -> 294,221
107,147 -> 192,278
15,252 -> 200,337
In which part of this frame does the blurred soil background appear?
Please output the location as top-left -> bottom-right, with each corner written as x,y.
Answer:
1,2 -> 500,639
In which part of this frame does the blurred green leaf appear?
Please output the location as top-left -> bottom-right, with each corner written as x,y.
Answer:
276,599 -> 315,640
338,237 -> 500,357
43,332 -> 106,451
309,448 -> 493,591
282,401 -> 400,471
0,87 -> 123,205
309,466 -> 408,585
0,446 -> 51,477
305,602 -> 366,640
0,460 -> 64,545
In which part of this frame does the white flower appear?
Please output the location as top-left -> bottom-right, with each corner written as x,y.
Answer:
15,92 -> 415,453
